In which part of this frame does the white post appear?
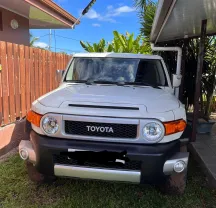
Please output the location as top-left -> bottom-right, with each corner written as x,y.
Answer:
49,29 -> 52,51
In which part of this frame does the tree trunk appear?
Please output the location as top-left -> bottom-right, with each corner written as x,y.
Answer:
205,93 -> 213,119
200,86 -> 204,116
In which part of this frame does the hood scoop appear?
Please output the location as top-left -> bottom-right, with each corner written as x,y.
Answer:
68,104 -> 139,110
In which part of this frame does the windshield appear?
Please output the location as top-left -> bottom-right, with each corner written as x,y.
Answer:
65,57 -> 167,86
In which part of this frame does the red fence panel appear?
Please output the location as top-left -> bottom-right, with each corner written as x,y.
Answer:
25,46 -> 31,112
13,44 -> 21,120
0,41 -> 9,124
19,45 -> 26,117
0,46 -> 2,122
7,42 -> 15,122
29,47 -> 35,104
34,49 -> 39,100
42,50 -> 46,95
0,41 -> 72,126
48,51 -> 53,91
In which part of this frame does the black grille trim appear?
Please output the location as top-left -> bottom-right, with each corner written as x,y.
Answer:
54,155 -> 141,171
65,121 -> 137,139
68,104 -> 139,110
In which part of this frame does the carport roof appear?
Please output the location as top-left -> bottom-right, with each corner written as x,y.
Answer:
150,0 -> 216,43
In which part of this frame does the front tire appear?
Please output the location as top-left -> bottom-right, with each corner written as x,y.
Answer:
26,161 -> 56,184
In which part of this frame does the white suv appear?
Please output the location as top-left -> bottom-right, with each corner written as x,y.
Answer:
19,53 -> 189,195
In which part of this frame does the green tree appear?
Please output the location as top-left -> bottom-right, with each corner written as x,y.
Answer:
134,0 -> 156,38
80,31 -> 151,54
201,37 -> 216,118
30,33 -> 39,47
80,39 -> 112,52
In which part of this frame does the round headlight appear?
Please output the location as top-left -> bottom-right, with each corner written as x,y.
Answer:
42,116 -> 59,135
143,122 -> 164,142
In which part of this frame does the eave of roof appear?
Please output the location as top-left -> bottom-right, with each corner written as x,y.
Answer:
150,0 -> 174,43
150,0 -> 216,43
24,0 -> 79,28
38,0 -> 80,25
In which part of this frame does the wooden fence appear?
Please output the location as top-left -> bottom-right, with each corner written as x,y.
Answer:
0,41 -> 71,126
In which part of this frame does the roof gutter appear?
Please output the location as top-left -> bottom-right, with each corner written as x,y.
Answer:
39,0 -> 79,24
155,0 -> 177,43
150,0 -> 165,42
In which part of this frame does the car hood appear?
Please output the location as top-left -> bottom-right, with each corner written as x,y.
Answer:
37,84 -> 179,113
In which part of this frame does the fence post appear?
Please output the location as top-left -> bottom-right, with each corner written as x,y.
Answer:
7,42 -> 15,122
0,41 -> 9,124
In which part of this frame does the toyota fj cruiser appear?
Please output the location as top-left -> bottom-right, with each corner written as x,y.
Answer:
19,53 -> 189,194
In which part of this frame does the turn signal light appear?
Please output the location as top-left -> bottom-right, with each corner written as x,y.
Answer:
163,119 -> 186,135
26,110 -> 43,127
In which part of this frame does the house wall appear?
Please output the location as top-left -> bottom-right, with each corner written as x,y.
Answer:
0,8 -> 29,46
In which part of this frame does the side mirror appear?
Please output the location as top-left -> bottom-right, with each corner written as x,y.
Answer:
172,74 -> 182,88
56,70 -> 65,83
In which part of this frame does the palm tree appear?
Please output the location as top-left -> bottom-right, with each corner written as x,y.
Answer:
30,33 -> 39,47
134,0 -> 156,38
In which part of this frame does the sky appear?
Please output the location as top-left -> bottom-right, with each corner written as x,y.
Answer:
31,0 -> 140,54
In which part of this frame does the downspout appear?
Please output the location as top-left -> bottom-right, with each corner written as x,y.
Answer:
151,43 -> 182,98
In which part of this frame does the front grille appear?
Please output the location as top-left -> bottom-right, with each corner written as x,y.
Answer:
65,121 -> 137,139
54,155 -> 141,171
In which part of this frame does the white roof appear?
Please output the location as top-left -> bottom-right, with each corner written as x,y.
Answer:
151,0 -> 216,43
73,53 -> 162,60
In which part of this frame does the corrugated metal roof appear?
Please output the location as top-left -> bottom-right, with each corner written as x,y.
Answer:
150,0 -> 216,43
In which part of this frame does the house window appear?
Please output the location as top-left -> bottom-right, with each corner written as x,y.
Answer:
0,11 -> 2,31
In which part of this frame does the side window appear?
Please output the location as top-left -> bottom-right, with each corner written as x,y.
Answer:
135,60 -> 167,86
156,61 -> 167,86
65,59 -> 75,80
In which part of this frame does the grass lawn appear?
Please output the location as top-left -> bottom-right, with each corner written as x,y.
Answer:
1,154 -> 216,208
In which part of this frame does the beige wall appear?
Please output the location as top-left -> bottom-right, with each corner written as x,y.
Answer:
0,8 -> 29,46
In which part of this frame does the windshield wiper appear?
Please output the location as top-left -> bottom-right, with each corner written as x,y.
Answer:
66,80 -> 87,83
66,80 -> 161,89
91,80 -> 130,86
66,80 -> 93,85
90,80 -> 161,88
123,82 -> 161,89
91,80 -> 117,84
66,80 -> 117,85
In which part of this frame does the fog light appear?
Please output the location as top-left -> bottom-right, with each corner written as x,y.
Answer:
173,161 -> 185,173
19,149 -> 29,160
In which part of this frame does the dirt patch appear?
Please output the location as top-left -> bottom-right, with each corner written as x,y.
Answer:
0,118 -> 29,156
0,147 -> 18,163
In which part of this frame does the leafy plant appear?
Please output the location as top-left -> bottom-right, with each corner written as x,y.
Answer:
80,31 -> 151,54
201,36 -> 216,119
80,39 -> 111,52
134,0 -> 156,38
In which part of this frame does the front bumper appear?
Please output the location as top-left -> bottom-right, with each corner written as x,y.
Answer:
19,131 -> 189,184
